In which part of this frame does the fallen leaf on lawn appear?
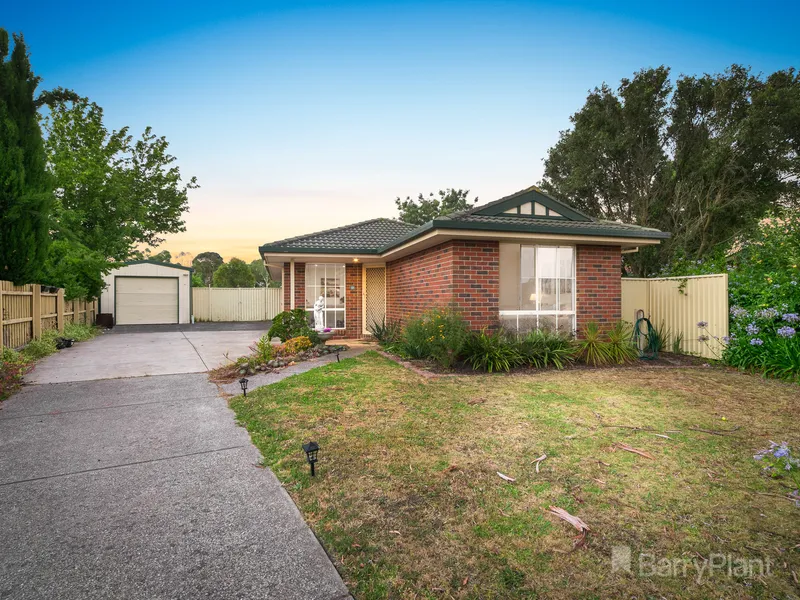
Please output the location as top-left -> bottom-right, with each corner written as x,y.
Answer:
497,472 -> 516,482
613,442 -> 655,460
461,576 -> 470,587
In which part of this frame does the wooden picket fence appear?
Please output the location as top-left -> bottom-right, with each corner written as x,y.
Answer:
0,280 -> 98,350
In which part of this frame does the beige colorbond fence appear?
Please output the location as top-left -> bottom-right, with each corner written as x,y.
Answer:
1,280 -> 98,350
192,287 -> 283,322
621,274 -> 729,359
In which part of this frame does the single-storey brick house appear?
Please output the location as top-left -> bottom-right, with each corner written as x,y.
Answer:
259,187 -> 669,339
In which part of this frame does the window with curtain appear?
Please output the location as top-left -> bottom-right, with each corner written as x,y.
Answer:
305,264 -> 346,329
499,245 -> 575,333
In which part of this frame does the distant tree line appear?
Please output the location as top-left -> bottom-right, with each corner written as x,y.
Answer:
190,252 -> 278,288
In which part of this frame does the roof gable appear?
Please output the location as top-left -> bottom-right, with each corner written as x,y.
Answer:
468,186 -> 593,222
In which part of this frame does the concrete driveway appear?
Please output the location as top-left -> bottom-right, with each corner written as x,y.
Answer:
0,327 -> 351,600
26,323 -> 270,384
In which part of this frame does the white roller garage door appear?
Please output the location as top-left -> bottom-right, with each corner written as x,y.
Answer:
115,277 -> 179,325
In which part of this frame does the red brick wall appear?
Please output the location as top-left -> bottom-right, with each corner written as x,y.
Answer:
386,240 -> 499,330
386,242 -> 455,325
575,245 -> 622,333
451,241 -> 499,329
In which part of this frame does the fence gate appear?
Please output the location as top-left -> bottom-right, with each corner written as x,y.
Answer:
621,274 -> 728,359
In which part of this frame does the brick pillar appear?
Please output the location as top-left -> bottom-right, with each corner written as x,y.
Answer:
342,264 -> 362,339
576,245 -> 622,334
294,263 -> 305,311
283,263 -> 291,309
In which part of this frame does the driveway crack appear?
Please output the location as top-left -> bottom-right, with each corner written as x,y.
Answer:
0,444 -> 249,487
181,331 -> 210,371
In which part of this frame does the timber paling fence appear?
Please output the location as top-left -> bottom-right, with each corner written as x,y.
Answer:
621,274 -> 729,359
0,280 -> 97,350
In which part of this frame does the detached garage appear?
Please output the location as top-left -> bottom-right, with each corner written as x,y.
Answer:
100,260 -> 193,325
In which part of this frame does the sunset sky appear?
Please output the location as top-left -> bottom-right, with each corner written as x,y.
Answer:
6,1 -> 798,262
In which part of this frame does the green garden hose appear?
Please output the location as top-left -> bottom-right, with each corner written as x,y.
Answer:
632,310 -> 659,360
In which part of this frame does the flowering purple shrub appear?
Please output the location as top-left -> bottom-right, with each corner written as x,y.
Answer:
754,441 -> 800,504
669,211 -> 800,382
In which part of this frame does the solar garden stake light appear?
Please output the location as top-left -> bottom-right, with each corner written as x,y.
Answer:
239,377 -> 249,397
302,441 -> 320,477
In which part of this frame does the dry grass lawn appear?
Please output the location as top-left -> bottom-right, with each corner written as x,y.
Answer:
230,351 -> 800,599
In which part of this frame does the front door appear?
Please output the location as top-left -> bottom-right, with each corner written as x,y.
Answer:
363,266 -> 386,334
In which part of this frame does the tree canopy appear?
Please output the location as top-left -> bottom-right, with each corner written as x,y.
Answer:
540,65 -> 800,275
192,251 -> 223,286
41,95 -> 197,297
395,189 -> 477,225
212,258 -> 255,288
0,30 -> 52,284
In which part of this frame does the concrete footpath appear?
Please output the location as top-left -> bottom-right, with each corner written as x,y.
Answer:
0,334 -> 354,599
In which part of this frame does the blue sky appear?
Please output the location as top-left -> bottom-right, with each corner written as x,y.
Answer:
5,1 -> 798,260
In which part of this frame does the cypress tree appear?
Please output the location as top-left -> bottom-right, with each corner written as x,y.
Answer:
0,30 -> 52,283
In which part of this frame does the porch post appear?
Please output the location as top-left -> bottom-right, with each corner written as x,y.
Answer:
290,259 -> 295,310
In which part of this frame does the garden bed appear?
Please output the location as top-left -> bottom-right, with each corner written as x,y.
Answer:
381,348 -> 710,376
231,351 -> 800,599
208,340 -> 348,383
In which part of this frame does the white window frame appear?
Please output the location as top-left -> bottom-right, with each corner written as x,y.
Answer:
305,263 -> 346,330
499,245 -> 576,334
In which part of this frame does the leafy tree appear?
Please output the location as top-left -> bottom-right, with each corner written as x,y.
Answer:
0,30 -> 52,284
212,258 -> 255,288
541,65 -> 800,276
150,250 -> 172,263
396,189 -> 478,225
192,251 -> 223,286
191,272 -> 205,287
249,259 -> 268,287
42,95 -> 197,297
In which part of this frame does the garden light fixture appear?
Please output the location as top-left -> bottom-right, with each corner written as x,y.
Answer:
302,441 -> 320,476
239,377 -> 249,397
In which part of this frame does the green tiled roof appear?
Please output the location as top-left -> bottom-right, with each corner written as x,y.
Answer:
259,189 -> 670,256
259,218 -> 418,254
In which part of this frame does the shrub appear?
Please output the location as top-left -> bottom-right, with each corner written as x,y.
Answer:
515,329 -> 576,369
1,348 -> 28,402
463,328 -> 524,373
397,307 -> 470,368
575,322 -> 614,366
284,336 -> 313,355
268,309 -> 320,344
250,335 -> 274,364
719,311 -> 800,381
367,317 -> 402,344
63,322 -> 99,342
606,321 -> 639,364
754,441 -> 800,490
21,329 -> 60,361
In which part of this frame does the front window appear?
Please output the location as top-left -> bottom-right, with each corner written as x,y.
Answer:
499,244 -> 575,333
305,264 -> 346,329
